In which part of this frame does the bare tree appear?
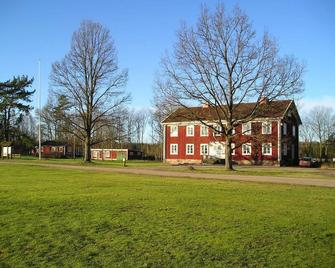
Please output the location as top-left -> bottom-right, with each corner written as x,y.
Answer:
300,115 -> 316,157
304,106 -> 335,160
50,21 -> 129,161
157,4 -> 304,169
134,109 -> 149,145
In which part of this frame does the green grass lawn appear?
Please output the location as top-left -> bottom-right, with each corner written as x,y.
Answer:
3,157 -> 335,180
0,164 -> 334,267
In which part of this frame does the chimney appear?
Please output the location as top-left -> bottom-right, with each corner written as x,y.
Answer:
202,102 -> 209,108
259,96 -> 268,105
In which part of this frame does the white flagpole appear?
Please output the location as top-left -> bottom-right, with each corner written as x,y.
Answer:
38,60 -> 41,160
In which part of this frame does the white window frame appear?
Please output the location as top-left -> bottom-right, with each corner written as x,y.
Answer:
170,125 -> 178,137
242,122 -> 252,135
200,144 -> 208,156
200,125 -> 208,136
292,125 -> 296,137
262,122 -> 272,134
105,150 -> 111,158
242,143 -> 252,155
262,143 -> 272,156
213,124 -> 222,136
231,143 -> 235,155
186,144 -> 194,155
283,122 -> 287,135
170,144 -> 178,155
186,125 -> 194,137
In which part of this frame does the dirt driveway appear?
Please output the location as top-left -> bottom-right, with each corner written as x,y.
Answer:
2,161 -> 335,188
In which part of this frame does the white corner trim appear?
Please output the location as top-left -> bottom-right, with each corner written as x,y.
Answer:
277,120 -> 281,162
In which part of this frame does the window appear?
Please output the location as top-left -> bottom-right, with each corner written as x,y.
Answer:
242,143 -> 252,155
283,143 -> 287,156
170,125 -> 178,137
51,146 -> 56,152
186,125 -> 194,136
105,150 -> 110,158
200,125 -> 208,136
262,122 -> 272,134
262,143 -> 272,155
213,124 -> 222,136
231,143 -> 235,155
200,144 -> 208,155
93,151 -> 98,158
292,125 -> 296,137
283,122 -> 287,135
170,144 -> 178,155
291,144 -> 295,159
242,122 -> 252,135
186,144 -> 194,155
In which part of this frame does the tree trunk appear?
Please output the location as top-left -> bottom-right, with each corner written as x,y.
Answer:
73,135 -> 76,159
225,136 -> 233,170
84,134 -> 91,162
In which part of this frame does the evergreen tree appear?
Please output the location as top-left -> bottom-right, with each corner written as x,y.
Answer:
0,76 -> 34,141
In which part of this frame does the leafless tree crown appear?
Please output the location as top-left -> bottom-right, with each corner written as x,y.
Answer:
158,5 -> 304,125
50,20 -> 129,161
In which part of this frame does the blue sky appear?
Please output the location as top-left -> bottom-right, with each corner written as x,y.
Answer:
1,0 -> 334,114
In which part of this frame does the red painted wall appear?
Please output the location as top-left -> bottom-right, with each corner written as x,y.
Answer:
165,121 -> 279,163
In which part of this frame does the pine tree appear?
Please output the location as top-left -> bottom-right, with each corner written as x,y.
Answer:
0,76 -> 35,141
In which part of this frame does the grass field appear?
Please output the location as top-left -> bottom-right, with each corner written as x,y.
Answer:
0,163 -> 335,267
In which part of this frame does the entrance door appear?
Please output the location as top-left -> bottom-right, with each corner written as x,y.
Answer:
209,142 -> 225,159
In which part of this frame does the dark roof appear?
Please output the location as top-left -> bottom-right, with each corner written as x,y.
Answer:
41,141 -> 66,146
162,100 -> 296,123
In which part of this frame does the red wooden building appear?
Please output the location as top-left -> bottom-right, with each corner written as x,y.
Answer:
162,99 -> 301,166
35,141 -> 82,158
91,148 -> 144,161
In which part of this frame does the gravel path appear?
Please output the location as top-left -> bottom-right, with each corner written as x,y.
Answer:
2,161 -> 335,188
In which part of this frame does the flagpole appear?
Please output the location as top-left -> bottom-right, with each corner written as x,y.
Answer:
38,60 -> 41,160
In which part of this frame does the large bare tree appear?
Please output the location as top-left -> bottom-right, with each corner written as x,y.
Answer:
50,21 -> 129,162
157,4 -> 304,169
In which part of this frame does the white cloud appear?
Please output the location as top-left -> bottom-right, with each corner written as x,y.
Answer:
298,95 -> 335,115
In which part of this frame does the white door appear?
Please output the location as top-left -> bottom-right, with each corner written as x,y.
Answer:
2,147 -> 11,157
209,142 -> 225,159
